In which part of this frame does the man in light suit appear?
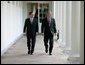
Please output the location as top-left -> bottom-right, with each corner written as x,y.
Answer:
23,12 -> 38,55
41,11 -> 57,55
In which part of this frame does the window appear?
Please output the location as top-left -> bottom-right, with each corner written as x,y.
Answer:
39,3 -> 49,23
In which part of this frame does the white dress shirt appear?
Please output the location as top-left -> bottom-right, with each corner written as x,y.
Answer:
30,17 -> 33,23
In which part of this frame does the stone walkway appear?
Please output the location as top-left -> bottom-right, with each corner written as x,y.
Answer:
1,35 -> 70,64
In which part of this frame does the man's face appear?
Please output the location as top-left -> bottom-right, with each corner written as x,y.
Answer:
47,12 -> 51,18
30,13 -> 33,18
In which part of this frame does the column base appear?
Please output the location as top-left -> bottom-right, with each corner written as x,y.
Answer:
68,54 -> 80,64
63,47 -> 71,55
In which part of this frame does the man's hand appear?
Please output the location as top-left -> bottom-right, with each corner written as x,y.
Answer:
50,31 -> 57,36
54,33 -> 57,36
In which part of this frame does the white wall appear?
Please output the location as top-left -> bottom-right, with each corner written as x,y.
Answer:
1,1 -> 24,55
80,1 -> 84,64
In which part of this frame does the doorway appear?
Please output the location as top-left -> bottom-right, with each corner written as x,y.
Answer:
27,3 -> 49,33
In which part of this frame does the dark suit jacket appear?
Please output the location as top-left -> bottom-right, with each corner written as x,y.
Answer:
23,18 -> 38,37
41,17 -> 57,37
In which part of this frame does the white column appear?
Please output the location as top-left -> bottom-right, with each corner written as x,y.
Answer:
63,1 -> 72,54
80,1 -> 84,64
58,1 -> 63,44
68,1 -> 80,64
62,1 -> 66,47
59,1 -> 66,48
57,1 -> 60,34
53,1 -> 59,41
53,2 -> 58,31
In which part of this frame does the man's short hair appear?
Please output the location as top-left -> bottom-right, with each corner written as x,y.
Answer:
29,12 -> 33,15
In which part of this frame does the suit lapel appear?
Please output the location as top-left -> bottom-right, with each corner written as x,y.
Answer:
29,18 -> 31,25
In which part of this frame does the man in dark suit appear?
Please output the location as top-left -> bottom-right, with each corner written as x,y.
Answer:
23,12 -> 38,55
41,11 -> 57,55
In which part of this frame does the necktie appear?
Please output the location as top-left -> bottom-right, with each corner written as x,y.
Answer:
47,17 -> 51,26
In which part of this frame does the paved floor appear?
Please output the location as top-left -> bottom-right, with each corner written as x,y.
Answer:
1,35 -> 70,64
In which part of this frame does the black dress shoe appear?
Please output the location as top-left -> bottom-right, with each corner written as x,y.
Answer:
30,53 -> 33,55
49,53 -> 52,55
28,51 -> 30,54
45,50 -> 48,53
30,51 -> 33,55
